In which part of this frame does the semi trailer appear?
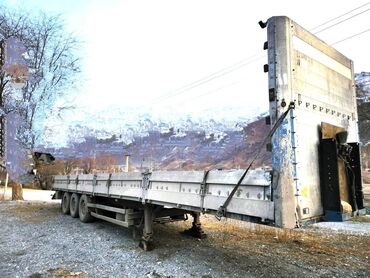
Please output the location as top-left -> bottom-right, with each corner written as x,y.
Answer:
52,16 -> 365,250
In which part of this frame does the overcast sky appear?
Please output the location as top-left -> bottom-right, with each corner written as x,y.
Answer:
2,0 -> 370,145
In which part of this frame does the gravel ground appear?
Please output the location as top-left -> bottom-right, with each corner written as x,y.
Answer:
0,201 -> 369,278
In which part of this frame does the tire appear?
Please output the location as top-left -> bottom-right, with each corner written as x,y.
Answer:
79,194 -> 94,223
69,193 -> 80,218
61,192 -> 71,214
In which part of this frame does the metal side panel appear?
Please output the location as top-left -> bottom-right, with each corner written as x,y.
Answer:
94,173 -> 110,195
77,174 -> 94,193
204,196 -> 274,220
68,175 -> 78,191
109,172 -> 143,198
53,175 -> 69,190
205,169 -> 271,186
206,183 -> 270,201
149,171 -> 205,183
205,170 -> 273,219
147,171 -> 204,207
146,170 -> 272,218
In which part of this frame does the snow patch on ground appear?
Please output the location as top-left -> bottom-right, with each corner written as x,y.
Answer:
311,217 -> 370,236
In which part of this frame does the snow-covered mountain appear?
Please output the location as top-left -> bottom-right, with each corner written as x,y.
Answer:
39,104 -> 267,148
355,72 -> 370,104
36,72 -> 370,169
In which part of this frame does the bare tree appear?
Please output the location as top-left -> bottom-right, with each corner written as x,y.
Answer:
95,153 -> 119,172
80,156 -> 95,174
0,7 -> 80,149
63,159 -> 78,175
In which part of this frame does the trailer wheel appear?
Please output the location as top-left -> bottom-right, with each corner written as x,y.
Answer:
69,193 -> 80,218
79,195 -> 94,223
61,192 -> 71,214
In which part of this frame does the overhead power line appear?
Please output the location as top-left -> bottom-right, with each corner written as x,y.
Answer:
158,79 -> 245,109
331,28 -> 370,45
314,8 -> 370,34
310,2 -> 370,31
152,53 -> 265,103
153,5 -> 370,104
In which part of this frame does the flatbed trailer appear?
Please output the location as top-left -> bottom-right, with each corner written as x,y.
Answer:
53,16 -> 365,250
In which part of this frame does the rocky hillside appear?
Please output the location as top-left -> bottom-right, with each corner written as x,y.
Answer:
38,116 -> 271,171
356,72 -> 370,144
358,102 -> 370,144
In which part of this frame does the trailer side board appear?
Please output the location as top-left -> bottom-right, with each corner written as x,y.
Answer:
53,169 -> 274,221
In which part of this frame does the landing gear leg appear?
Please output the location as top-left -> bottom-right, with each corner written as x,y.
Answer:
183,212 -> 206,239
139,204 -> 154,251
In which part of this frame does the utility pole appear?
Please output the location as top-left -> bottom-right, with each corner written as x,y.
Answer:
0,38 -> 8,198
124,154 -> 130,172
0,39 -> 6,166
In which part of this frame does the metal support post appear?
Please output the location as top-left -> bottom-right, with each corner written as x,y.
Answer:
139,204 -> 154,251
183,212 -> 206,239
4,172 -> 8,199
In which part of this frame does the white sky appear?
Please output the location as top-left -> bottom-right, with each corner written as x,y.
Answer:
2,0 -> 370,145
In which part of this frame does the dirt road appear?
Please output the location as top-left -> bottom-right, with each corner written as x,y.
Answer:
0,200 -> 369,278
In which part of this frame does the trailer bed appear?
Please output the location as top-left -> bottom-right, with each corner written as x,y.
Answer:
53,169 -> 273,222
